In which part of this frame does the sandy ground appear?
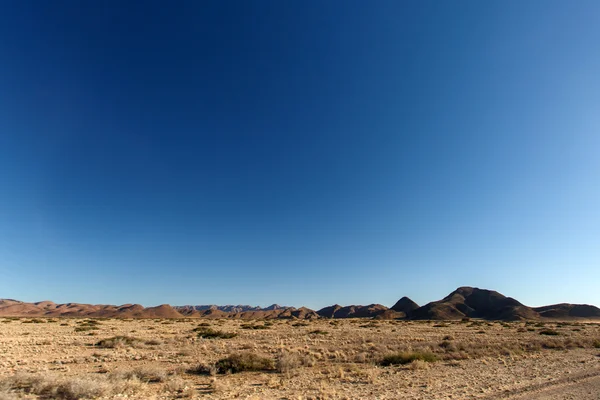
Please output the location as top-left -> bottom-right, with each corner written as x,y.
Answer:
0,317 -> 599,399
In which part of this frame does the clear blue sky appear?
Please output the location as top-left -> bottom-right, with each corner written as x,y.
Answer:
1,1 -> 599,309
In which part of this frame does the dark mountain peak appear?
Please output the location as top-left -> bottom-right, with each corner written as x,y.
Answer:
391,297 -> 419,313
316,304 -> 343,318
412,287 -> 536,321
534,303 -> 600,319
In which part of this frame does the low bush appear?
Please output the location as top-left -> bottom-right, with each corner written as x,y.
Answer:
195,327 -> 237,339
380,351 -> 437,366
95,336 -> 142,348
539,329 -> 560,336
215,352 -> 275,373
240,324 -> 269,330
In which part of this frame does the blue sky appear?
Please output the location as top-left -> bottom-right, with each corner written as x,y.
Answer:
1,1 -> 599,309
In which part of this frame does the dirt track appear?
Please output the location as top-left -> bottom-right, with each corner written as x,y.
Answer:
507,372 -> 600,400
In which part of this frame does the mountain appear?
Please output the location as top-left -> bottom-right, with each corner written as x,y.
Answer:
410,287 -> 539,321
174,304 -> 289,314
390,297 -> 419,315
317,304 -> 389,318
0,300 -> 185,319
2,288 -> 599,321
534,303 -> 600,319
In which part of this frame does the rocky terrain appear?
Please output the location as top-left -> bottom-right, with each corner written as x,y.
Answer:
0,316 -> 599,399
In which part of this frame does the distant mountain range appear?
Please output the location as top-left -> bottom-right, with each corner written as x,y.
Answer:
2,287 -> 600,321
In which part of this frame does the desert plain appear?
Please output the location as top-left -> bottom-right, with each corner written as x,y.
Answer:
1,316 -> 599,399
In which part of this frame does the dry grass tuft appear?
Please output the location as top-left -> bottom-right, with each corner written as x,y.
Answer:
0,372 -> 141,400
195,327 -> 237,339
113,366 -> 168,383
95,335 -> 143,348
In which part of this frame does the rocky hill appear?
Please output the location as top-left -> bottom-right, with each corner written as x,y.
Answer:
410,287 -> 540,321
2,287 -> 599,321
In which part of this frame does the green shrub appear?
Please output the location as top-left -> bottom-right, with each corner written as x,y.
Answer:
380,351 -> 437,366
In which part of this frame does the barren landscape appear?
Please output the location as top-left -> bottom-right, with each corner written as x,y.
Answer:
1,315 -> 599,399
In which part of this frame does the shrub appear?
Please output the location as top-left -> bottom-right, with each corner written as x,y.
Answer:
114,367 -> 167,383
380,351 -> 437,366
240,324 -> 269,330
196,327 -> 237,339
215,352 -> 275,374
409,359 -> 430,370
187,363 -> 216,376
275,352 -> 314,373
593,340 -> 600,349
276,352 -> 301,373
95,336 -> 142,348
308,329 -> 328,335
0,372 -> 139,400
75,326 -> 99,332
539,329 -> 560,336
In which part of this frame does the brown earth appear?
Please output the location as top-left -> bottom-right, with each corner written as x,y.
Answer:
0,317 -> 599,399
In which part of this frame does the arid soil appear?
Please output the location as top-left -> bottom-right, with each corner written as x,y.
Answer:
1,317 -> 599,399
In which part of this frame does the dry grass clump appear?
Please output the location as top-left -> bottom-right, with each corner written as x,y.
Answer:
276,351 -> 315,373
380,351 -> 438,366
95,335 -> 143,348
21,318 -> 45,324
409,359 -> 430,370
75,319 -> 102,331
215,352 -> 275,373
113,366 -> 168,383
195,327 -> 237,339
163,377 -> 194,398
240,323 -> 269,330
0,372 -> 141,400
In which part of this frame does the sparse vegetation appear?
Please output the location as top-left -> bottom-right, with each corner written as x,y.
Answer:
0,372 -> 142,399
95,336 -> 143,348
380,351 -> 438,366
215,352 -> 275,373
1,316 -> 599,398
195,327 -> 237,339
240,323 -> 269,330
539,329 -> 561,336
